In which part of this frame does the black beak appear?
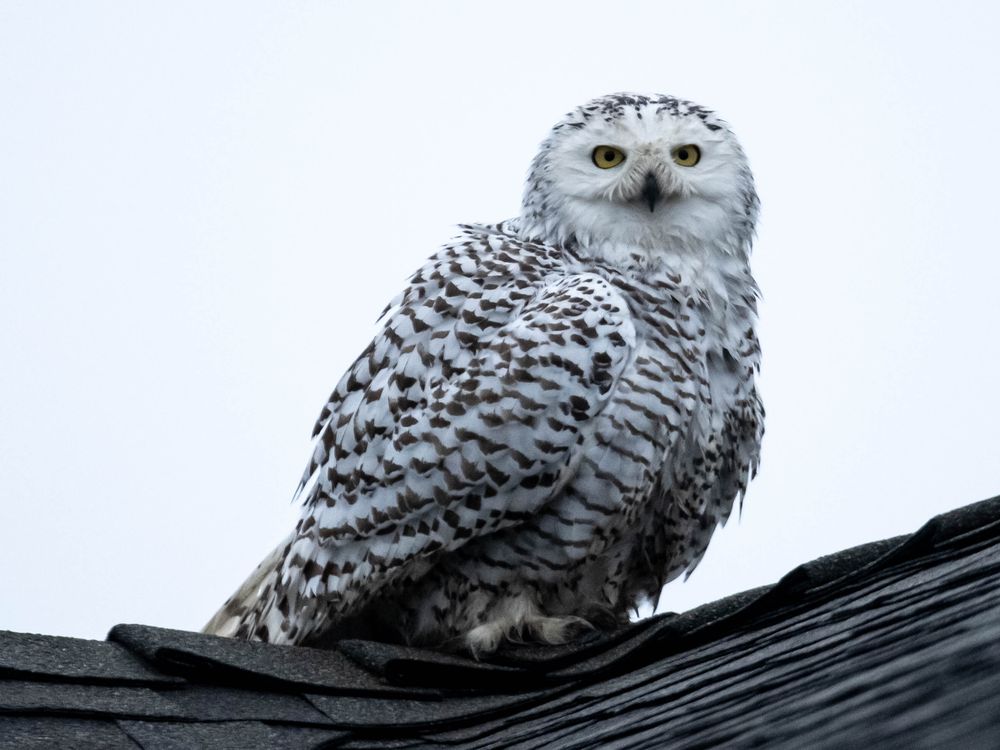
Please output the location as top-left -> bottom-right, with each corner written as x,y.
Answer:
641,172 -> 661,212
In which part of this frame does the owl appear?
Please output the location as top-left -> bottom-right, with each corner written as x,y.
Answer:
204,93 -> 763,655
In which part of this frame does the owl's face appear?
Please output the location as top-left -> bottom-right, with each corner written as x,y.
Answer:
521,94 -> 757,263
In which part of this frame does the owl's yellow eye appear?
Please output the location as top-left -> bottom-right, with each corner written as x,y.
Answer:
672,144 -> 701,167
592,146 -> 626,169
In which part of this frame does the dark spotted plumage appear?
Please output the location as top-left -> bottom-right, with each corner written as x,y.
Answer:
205,93 -> 763,653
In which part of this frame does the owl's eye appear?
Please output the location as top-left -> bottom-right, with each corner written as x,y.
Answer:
672,145 -> 701,167
592,146 -> 626,169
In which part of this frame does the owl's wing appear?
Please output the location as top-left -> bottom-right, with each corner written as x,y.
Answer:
227,265 -> 637,643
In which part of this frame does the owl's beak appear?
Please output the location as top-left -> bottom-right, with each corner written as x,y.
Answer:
641,172 -> 661,212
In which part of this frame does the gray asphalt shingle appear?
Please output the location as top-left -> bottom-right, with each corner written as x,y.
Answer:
0,494 -> 997,749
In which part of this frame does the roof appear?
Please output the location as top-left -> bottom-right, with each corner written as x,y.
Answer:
2,495 -> 1000,750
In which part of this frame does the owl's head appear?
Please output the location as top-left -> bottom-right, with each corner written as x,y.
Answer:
519,93 -> 758,264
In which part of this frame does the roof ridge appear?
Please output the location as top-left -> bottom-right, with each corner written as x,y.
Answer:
2,494 -> 999,748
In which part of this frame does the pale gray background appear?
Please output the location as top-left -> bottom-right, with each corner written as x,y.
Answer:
2,1 -> 998,640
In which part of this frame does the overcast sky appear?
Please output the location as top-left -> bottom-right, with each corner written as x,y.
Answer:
2,1 -> 998,640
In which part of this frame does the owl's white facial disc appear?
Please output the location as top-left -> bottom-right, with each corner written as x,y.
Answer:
520,93 -> 758,265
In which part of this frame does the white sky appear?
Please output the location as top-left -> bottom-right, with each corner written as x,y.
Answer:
1,1 -> 998,640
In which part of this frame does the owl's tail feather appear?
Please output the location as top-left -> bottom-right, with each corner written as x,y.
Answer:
202,531 -> 296,640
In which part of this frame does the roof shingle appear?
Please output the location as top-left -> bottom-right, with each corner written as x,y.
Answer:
1,494 -> 999,749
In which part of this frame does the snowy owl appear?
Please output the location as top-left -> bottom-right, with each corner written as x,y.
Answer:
204,93 -> 763,654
